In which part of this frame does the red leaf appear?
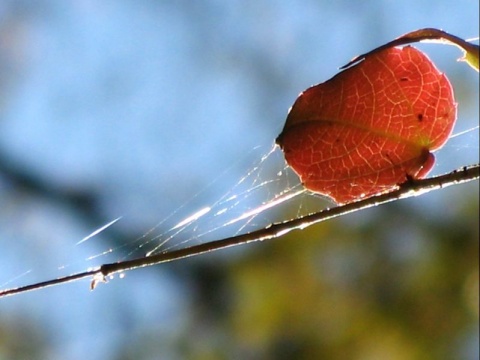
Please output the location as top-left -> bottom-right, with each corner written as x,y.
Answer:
277,46 -> 456,204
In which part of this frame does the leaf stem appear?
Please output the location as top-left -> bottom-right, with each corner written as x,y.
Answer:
1,164 -> 478,299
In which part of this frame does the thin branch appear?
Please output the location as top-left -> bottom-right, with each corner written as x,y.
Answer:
1,164 -> 478,299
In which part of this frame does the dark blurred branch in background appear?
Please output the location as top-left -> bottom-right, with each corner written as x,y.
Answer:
0,149 -> 130,246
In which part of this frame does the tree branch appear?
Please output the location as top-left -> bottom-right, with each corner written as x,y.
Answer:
1,164 -> 478,299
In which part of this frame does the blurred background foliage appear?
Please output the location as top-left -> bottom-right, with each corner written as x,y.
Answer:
0,1 -> 478,359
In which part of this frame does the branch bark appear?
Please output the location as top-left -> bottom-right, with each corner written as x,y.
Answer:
1,164 -> 478,299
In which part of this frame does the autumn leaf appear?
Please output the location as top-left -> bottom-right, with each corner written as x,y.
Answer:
276,46 -> 456,204
341,28 -> 479,72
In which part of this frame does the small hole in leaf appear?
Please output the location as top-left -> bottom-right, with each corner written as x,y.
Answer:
417,113 -> 423,121
400,77 -> 409,81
